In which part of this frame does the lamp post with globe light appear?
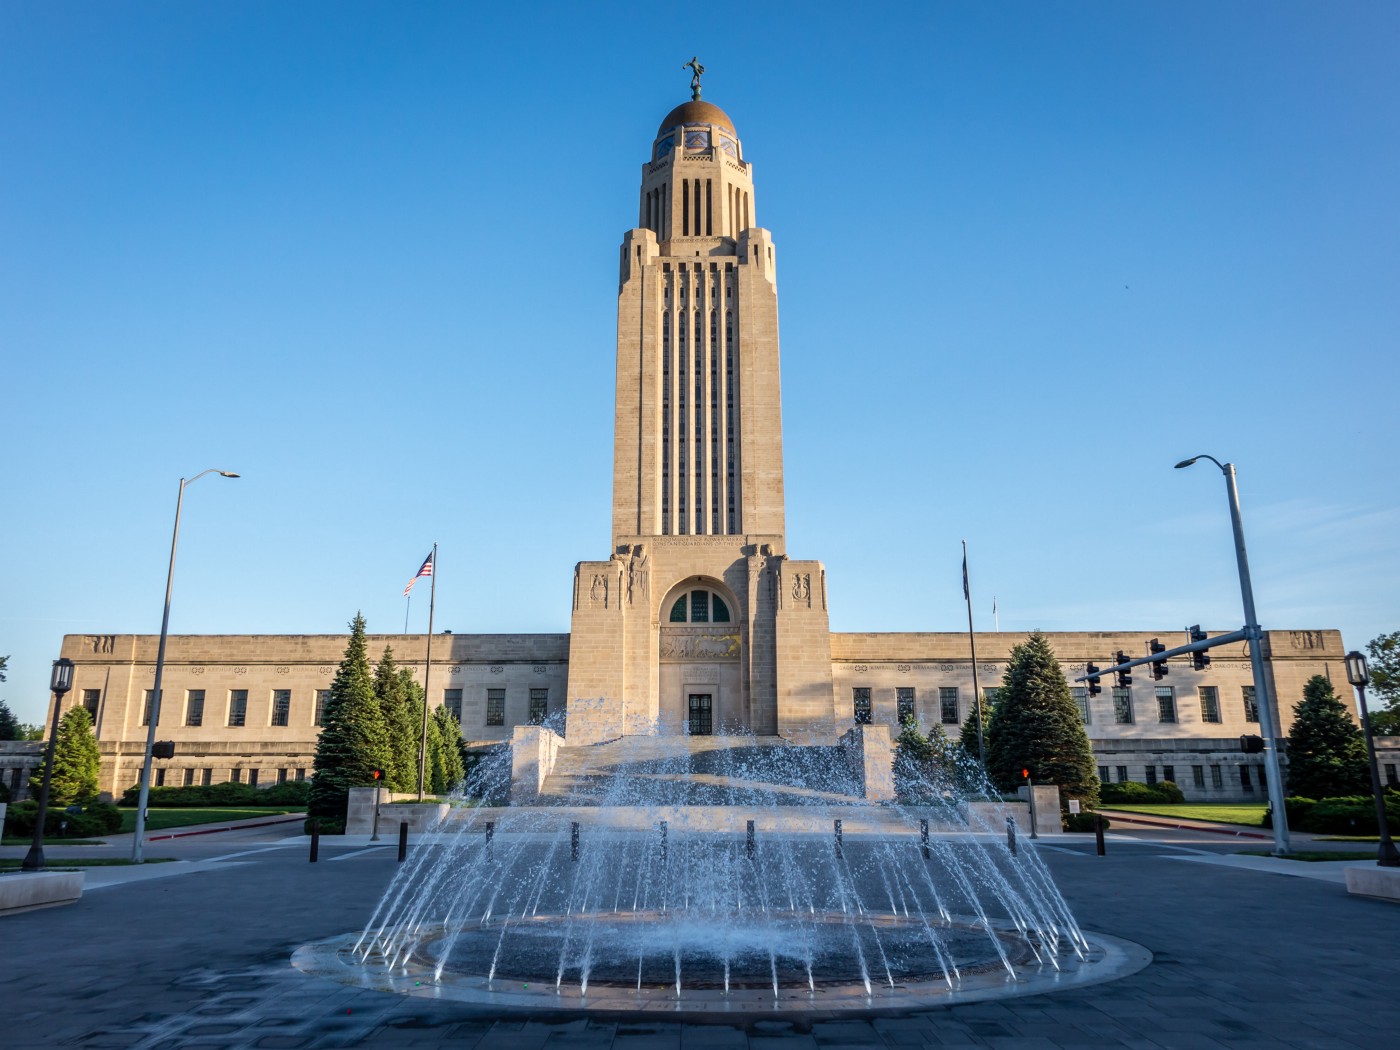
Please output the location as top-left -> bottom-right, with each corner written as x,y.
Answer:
131,469 -> 239,863
1175,455 -> 1290,855
1344,650 -> 1400,867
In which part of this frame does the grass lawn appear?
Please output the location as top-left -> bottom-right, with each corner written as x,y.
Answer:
1099,802 -> 1267,827
117,807 -> 299,834
1,837 -> 105,847
0,857 -> 177,870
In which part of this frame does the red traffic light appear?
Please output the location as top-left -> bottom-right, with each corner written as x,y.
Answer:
371,769 -> 383,780
1022,768 -> 1030,779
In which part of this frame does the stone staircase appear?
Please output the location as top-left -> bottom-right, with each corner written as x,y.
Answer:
537,734 -> 865,806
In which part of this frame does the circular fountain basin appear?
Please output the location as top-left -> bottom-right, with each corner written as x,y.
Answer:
293,913 -> 1150,1019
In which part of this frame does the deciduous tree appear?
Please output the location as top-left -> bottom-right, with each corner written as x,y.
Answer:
1364,632 -> 1400,736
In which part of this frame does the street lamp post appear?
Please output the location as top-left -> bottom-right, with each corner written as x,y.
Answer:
1175,455 -> 1291,855
1343,650 -> 1400,867
20,658 -> 75,872
131,469 -> 239,863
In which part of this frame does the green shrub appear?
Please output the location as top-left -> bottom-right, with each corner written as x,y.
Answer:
118,780 -> 309,808
1263,794 -> 1400,834
1064,812 -> 1109,832
304,816 -> 345,835
1100,781 -> 1182,804
3,800 -> 121,838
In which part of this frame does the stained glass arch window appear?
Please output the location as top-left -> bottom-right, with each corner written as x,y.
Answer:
667,589 -> 732,623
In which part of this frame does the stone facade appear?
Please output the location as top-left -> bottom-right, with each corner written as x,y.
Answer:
31,92 -> 1400,808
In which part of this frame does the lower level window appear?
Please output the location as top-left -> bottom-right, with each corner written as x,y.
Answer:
852,687 -> 872,725
1211,765 -> 1223,788
939,687 -> 959,724
1145,765 -> 1157,785
248,769 -> 260,788
1240,766 -> 1253,791
486,688 -> 506,727
896,687 -> 915,725
1192,765 -> 1205,788
530,688 -> 549,724
1116,766 -> 1128,783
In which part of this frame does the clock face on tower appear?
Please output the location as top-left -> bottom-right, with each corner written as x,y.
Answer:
684,128 -> 711,150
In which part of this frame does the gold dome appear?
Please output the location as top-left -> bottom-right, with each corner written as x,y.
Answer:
656,100 -> 735,137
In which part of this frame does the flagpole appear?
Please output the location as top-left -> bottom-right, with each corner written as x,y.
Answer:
964,540 -> 985,763
417,543 -> 436,801
993,596 -> 1000,633
404,594 -> 411,634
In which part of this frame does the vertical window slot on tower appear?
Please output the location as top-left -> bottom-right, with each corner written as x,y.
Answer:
706,179 -> 712,236
682,180 -> 689,236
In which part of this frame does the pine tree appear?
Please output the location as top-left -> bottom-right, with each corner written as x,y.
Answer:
984,633 -> 1099,812
399,669 -> 428,795
958,693 -> 991,757
433,705 -> 466,792
1286,675 -> 1369,799
423,704 -> 446,795
29,706 -> 101,805
0,697 -> 21,741
372,647 -> 420,792
309,614 -> 391,823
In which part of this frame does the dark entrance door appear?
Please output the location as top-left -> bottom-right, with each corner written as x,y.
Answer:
687,694 -> 713,735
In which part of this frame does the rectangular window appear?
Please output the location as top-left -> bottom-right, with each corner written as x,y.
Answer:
445,688 -> 464,722
270,690 -> 291,727
314,690 -> 331,727
183,768 -> 194,787
81,688 -> 100,718
155,768 -> 166,787
852,687 -> 872,725
1145,765 -> 1157,785
1163,765 -> 1176,785
142,689 -> 159,727
185,690 -> 205,727
529,688 -> 548,725
248,768 -> 259,788
1240,765 -> 1253,791
277,768 -> 288,785
231,767 -> 242,784
939,687 -> 960,725
1386,763 -> 1398,787
1112,687 -> 1134,724
1192,765 -> 1205,788
228,690 -> 247,727
1258,763 -> 1266,789
486,688 -> 505,727
896,687 -> 916,725
1098,765 -> 1110,783
1211,765 -> 1223,788
1198,686 -> 1221,724
1242,686 -> 1259,723
1156,686 -> 1176,724
1116,766 -> 1129,783
201,768 -> 212,786
983,688 -> 1001,707
296,768 -> 306,782
1071,687 -> 1090,724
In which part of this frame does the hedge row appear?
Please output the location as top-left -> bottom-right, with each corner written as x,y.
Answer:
1262,793 -> 1400,835
3,800 -> 123,838
1099,780 -> 1186,805
117,780 -> 310,808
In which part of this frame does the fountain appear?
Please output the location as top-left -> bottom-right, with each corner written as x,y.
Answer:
293,727 -> 1150,1017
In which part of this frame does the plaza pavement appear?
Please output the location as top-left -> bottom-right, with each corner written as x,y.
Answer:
0,817 -> 1396,1049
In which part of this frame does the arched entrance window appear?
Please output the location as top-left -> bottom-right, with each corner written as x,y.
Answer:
667,588 -> 731,624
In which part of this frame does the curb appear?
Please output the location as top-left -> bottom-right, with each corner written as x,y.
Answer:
1100,811 -> 1271,840
145,816 -> 306,842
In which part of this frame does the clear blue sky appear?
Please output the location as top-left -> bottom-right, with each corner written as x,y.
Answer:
3,2 -> 1397,725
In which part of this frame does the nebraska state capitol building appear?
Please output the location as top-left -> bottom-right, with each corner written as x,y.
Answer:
22,83 -> 1388,805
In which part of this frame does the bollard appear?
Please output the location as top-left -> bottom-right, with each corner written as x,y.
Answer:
485,821 -> 495,860
834,818 -> 843,859
571,820 -> 580,861
398,821 -> 408,863
309,819 -> 320,863
746,819 -> 756,858
920,818 -> 930,859
659,819 -> 668,862
1006,815 -> 1017,856
1095,812 -> 1106,856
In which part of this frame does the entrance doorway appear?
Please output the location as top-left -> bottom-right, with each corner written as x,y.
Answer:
687,694 -> 713,736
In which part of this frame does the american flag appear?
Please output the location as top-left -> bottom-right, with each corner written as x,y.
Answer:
404,552 -> 434,596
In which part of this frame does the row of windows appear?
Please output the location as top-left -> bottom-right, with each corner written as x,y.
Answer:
849,684 -> 1265,728
444,687 -> 550,728
154,766 -> 306,788
1098,763 -> 1274,792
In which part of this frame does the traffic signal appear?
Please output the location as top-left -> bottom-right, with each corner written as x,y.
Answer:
1188,625 -> 1211,671
1114,650 -> 1132,689
370,769 -> 384,781
1149,638 -> 1168,681
151,741 -> 176,760
1086,662 -> 1102,697
1240,734 -> 1265,754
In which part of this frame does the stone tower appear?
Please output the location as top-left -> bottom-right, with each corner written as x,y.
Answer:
565,92 -> 836,745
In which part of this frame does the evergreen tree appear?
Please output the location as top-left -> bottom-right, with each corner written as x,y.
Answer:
1286,675 -> 1369,798
423,704 -> 446,795
372,646 -> 419,792
984,633 -> 1099,812
958,693 -> 991,757
433,705 -> 466,792
29,706 -> 101,805
399,669 -> 429,795
309,614 -> 391,823
0,697 -> 20,741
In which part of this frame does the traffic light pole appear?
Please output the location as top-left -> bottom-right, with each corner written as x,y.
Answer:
1221,463 -> 1290,856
